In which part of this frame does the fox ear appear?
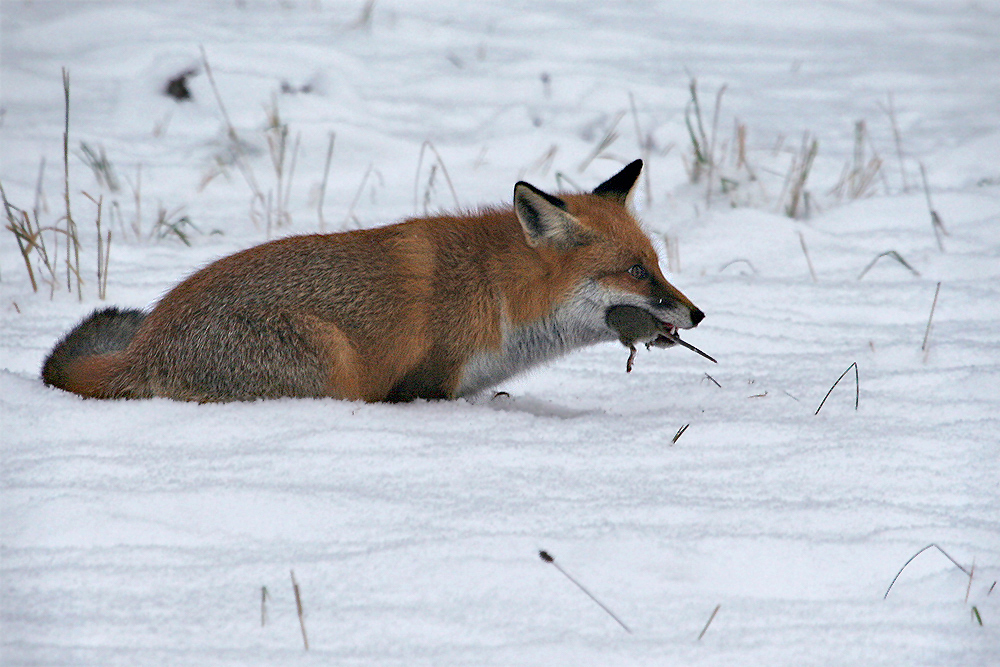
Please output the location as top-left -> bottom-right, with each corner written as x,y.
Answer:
592,159 -> 643,206
514,182 -> 589,248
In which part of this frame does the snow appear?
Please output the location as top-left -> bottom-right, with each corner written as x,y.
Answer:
2,1 -> 998,665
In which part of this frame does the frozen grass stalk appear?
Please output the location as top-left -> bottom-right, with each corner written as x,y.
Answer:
290,570 -> 309,650
318,131 -> 335,231
883,543 -> 971,599
697,604 -> 721,641
538,550 -> 632,633
799,231 -> 817,282
200,45 -> 267,225
352,0 -> 377,30
77,142 -> 120,192
347,163 -> 376,226
263,97 -> 301,235
414,141 -> 459,215
814,362 -> 859,415
4,199 -> 37,292
628,92 -> 653,203
84,192 -> 111,300
857,250 -> 920,280
830,120 -> 882,200
921,282 -> 941,354
527,144 -> 559,176
683,77 -> 710,183
705,84 -> 727,207
783,133 -> 818,218
880,93 -> 910,192
62,67 -> 83,302
554,171 -> 582,191
578,110 -> 624,173
919,162 -> 947,251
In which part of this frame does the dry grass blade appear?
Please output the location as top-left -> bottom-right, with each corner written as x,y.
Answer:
290,570 -> 309,650
884,543 -> 971,599
664,233 -> 680,274
919,162 -> 947,251
84,192 -> 111,299
921,282 -> 941,353
829,120 -> 883,200
554,171 -> 582,191
578,110 -> 624,173
719,258 -> 757,275
783,133 -> 818,218
538,550 -> 632,633
671,423 -> 690,444
200,45 -> 266,217
347,163 -> 375,225
77,142 -> 120,192
705,84 -> 727,207
628,93 -> 653,203
814,361 -> 859,415
697,604 -> 721,641
880,93 -> 910,192
528,144 -> 558,177
318,131 -> 335,231
857,250 -> 920,280
260,586 -> 269,627
683,77 -> 710,183
3,185 -> 43,293
799,231 -> 817,282
414,140 -> 459,214
62,67 -> 82,302
352,0 -> 377,30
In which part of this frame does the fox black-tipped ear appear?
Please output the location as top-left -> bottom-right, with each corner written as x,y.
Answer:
514,182 -> 589,249
592,159 -> 643,206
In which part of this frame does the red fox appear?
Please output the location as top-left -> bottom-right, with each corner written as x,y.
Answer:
42,159 -> 704,403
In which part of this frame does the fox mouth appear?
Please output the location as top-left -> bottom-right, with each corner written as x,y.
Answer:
646,320 -> 679,349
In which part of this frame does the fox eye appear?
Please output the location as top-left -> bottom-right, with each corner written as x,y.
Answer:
627,264 -> 648,281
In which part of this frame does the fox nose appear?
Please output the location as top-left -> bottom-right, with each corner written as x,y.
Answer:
690,308 -> 705,326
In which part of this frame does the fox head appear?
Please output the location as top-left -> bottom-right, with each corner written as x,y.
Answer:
512,159 -> 704,349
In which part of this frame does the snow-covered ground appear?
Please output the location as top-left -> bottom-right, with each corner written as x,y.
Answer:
2,1 -> 998,665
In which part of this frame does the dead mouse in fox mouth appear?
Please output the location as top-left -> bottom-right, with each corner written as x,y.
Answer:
605,305 -> 716,372
605,305 -> 666,373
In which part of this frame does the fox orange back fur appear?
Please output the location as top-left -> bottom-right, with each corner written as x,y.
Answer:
42,160 -> 704,403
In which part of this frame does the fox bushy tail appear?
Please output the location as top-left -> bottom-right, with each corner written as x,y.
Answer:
42,307 -> 146,397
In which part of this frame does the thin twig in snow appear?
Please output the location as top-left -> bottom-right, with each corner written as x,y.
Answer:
921,282 -> 941,354
697,604 -> 721,641
799,231 -> 817,282
291,570 -> 309,650
919,162 -> 947,251
539,550 -> 631,633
